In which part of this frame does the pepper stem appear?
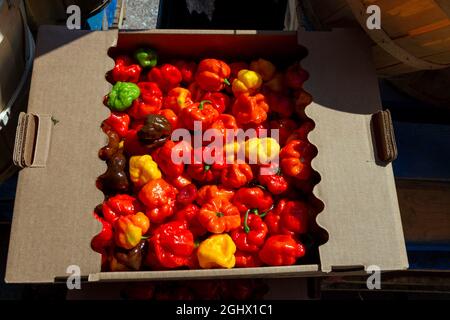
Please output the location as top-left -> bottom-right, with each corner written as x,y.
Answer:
216,212 -> 224,218
141,235 -> 150,240
244,209 -> 251,233
258,205 -> 274,218
224,78 -> 231,86
198,100 -> 212,110
204,164 -> 211,172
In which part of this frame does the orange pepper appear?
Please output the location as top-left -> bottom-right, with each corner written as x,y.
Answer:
231,93 -> 269,125
198,197 -> 241,233
195,59 -> 231,92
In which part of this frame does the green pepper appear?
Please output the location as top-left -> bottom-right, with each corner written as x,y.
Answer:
134,48 -> 158,68
107,81 -> 140,111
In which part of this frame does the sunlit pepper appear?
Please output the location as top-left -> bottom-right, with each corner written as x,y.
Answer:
101,194 -> 143,224
104,112 -> 130,138
110,240 -> 146,271
176,184 -> 198,205
221,163 -> 253,189
91,213 -> 113,254
107,81 -> 140,112
174,203 -> 206,237
279,140 -> 314,180
167,174 -> 192,190
258,235 -> 305,266
232,187 -> 273,214
232,93 -> 269,125
197,234 -> 236,269
195,59 -> 231,91
285,63 -> 309,89
96,152 -> 130,195
196,185 -> 235,206
157,108 -> 180,132
258,162 -> 289,195
232,69 -> 262,96
231,213 -> 268,253
115,212 -> 150,249
149,221 -> 195,269
112,55 -> 142,83
210,114 -> 238,142
128,82 -> 163,119
163,87 -> 193,113
249,58 -> 276,81
180,100 -> 219,131
244,137 -> 280,165
134,48 -> 158,68
173,60 -> 197,84
265,199 -> 309,235
151,140 -> 185,178
201,92 -> 230,113
235,251 -> 263,268
198,197 -> 241,233
129,154 -> 162,187
148,64 -> 182,92
138,178 -> 178,223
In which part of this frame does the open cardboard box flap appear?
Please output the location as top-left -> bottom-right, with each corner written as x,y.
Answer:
6,26 -> 407,283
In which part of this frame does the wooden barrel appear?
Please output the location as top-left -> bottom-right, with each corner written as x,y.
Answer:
299,0 -> 450,77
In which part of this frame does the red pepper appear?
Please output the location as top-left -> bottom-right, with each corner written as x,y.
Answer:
148,64 -> 182,93
235,251 -> 263,268
149,221 -> 195,269
221,163 -> 253,189
157,109 -> 180,132
258,162 -> 289,195
138,178 -> 178,224
103,112 -> 130,138
187,146 -> 225,183
102,194 -> 143,224
286,120 -> 315,143
270,118 -> 297,146
195,59 -> 231,91
188,82 -> 206,102
210,114 -> 238,141
124,126 -> 150,156
242,120 -> 269,138
201,92 -> 230,114
232,93 -> 269,125
167,174 -> 192,190
180,100 -> 219,131
151,140 -> 185,178
173,60 -> 197,84
232,187 -> 273,214
163,87 -> 193,113
174,203 -> 206,236
265,199 -> 309,235
230,213 -> 268,253
91,213 -> 113,254
128,82 -> 163,119
279,139 -> 315,180
112,55 -> 142,83
285,63 -> 309,90
264,89 -> 294,118
176,183 -> 198,205
259,235 -> 305,266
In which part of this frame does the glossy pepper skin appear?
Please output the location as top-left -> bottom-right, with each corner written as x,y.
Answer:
97,152 -> 130,195
197,234 -> 236,269
249,58 -> 276,81
235,251 -> 263,268
110,240 -> 146,271
149,221 -> 195,269
115,212 -> 150,249
232,187 -> 274,214
129,154 -> 162,187
279,140 -> 314,180
270,118 -> 297,146
198,197 -> 241,233
148,64 -> 182,93
258,163 -> 289,195
167,174 -> 192,190
134,48 -> 158,68
195,59 -> 231,91
151,140 -> 185,179
163,87 -> 193,113
138,114 -> 172,149
104,112 -> 130,138
176,184 -> 198,205
258,235 -> 305,266
210,114 -> 238,141
221,163 -> 253,189
173,60 -> 197,84
112,55 -> 142,83
231,214 -> 268,253
107,82 -> 141,111
201,92 -> 230,114
157,109 -> 180,132
196,185 -> 235,206
285,63 -> 309,90
91,213 -> 113,254
128,82 -> 163,119
99,123 -> 120,160
138,178 -> 178,224
244,137 -> 280,165
232,69 -> 262,96
232,93 -> 269,125
174,203 -> 206,237
180,100 -> 219,131
102,194 -> 143,224
187,146 -> 225,183
265,199 -> 309,235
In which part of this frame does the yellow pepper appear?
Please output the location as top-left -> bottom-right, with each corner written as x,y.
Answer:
197,234 -> 236,269
250,58 -> 276,81
232,69 -> 262,96
223,141 -> 242,163
115,212 -> 150,249
245,137 -> 280,164
129,154 -> 161,187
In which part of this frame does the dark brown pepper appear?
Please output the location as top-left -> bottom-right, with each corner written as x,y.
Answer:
137,114 -> 171,148
97,151 -> 129,195
114,240 -> 147,271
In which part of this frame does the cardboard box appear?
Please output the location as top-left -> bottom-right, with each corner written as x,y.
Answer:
5,26 -> 408,283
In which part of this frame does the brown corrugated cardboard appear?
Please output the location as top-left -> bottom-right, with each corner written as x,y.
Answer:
6,26 -> 408,283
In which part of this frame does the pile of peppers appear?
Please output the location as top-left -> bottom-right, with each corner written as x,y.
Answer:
94,50 -> 317,272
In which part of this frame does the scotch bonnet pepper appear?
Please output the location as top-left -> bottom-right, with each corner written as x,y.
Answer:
173,60 -> 197,84
265,199 -> 309,235
180,100 -> 219,131
128,82 -> 163,119
249,58 -> 276,81
196,185 -> 235,206
138,114 -> 172,149
104,112 -> 130,138
195,59 -> 231,91
102,194 -> 143,224
258,235 -> 305,266
232,69 -> 262,96
232,93 -> 269,125
279,139 -> 314,180
232,187 -> 273,214
151,140 -> 185,179
112,55 -> 142,83
244,137 -> 280,165
197,234 -> 236,269
201,92 -> 230,114
198,197 -> 241,233
148,64 -> 182,92
134,48 -> 158,68
258,162 -> 288,195
163,87 -> 193,113
129,154 -> 161,187
107,81 -> 140,111
138,178 -> 178,223
115,212 -> 150,249
221,163 -> 253,189
231,213 -> 268,253
91,213 -> 113,254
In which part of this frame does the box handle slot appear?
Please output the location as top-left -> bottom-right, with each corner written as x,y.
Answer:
371,109 -> 398,164
13,112 -> 53,168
